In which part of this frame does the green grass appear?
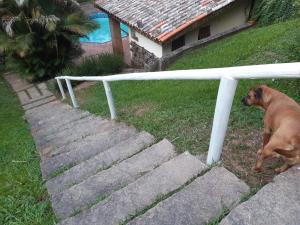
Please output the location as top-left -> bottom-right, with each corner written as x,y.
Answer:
0,71 -> 56,224
73,19 -> 300,186
205,207 -> 230,225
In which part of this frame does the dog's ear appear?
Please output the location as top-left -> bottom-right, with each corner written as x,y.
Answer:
254,87 -> 263,99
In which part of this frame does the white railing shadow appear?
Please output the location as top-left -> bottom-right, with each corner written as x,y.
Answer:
55,62 -> 300,165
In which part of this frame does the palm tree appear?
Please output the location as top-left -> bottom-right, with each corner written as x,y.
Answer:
0,0 -> 98,80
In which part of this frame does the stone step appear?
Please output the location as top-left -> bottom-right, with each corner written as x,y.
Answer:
23,96 -> 57,111
32,112 -> 92,153
129,167 -> 249,225
220,166 -> 300,225
31,113 -> 93,140
31,111 -> 91,132
23,101 -> 61,116
26,104 -> 83,128
52,139 -> 176,219
39,121 -> 134,158
41,126 -> 137,179
4,72 -> 33,92
17,90 -> 31,105
28,107 -> 91,131
58,152 -> 207,225
25,100 -> 71,120
35,118 -> 111,150
37,83 -> 53,97
46,132 -> 156,196
33,114 -> 98,144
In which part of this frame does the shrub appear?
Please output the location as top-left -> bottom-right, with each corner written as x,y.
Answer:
62,54 -> 124,77
0,53 -> 4,65
252,0 -> 300,26
0,0 -> 98,81
58,53 -> 124,89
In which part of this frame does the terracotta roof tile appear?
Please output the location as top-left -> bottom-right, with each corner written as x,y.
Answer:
95,0 -> 237,43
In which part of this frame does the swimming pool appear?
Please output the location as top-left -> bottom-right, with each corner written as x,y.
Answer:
80,13 -> 129,44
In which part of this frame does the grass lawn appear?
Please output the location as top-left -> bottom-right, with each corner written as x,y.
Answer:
0,68 -> 56,224
68,19 -> 300,187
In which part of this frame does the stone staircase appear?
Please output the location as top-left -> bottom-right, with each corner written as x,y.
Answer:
25,100 -> 249,225
5,72 -> 300,225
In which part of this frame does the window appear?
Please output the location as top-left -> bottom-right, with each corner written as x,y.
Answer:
198,26 -> 211,40
171,35 -> 185,51
131,30 -> 139,41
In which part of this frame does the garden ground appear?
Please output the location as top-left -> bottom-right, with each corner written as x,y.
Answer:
66,18 -> 300,187
0,67 -> 56,225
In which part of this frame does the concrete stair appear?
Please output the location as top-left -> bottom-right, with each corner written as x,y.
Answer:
58,152 -> 208,225
220,166 -> 300,225
6,73 -> 256,225
128,167 -> 249,225
52,139 -> 177,219
46,132 -> 156,196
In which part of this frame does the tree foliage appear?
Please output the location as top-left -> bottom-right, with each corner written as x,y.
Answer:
252,0 -> 300,26
0,0 -> 98,80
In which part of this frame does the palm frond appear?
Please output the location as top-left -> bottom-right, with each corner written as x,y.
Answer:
63,13 -> 99,36
30,14 -> 60,32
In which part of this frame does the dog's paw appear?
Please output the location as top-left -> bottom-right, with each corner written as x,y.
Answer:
257,149 -> 263,155
274,168 -> 282,174
252,166 -> 262,173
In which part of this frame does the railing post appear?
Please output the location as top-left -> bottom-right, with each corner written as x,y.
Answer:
103,81 -> 117,120
207,76 -> 238,165
56,78 -> 66,100
65,79 -> 79,108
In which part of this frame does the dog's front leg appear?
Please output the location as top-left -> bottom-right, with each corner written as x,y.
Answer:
253,150 -> 264,172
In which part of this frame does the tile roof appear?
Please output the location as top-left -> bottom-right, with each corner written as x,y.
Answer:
95,0 -> 237,43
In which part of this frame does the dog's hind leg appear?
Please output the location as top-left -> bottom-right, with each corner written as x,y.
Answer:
275,161 -> 292,174
253,137 -> 290,172
253,146 -> 274,172
274,147 -> 300,173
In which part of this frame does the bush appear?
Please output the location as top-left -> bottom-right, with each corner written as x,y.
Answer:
62,54 -> 124,77
57,53 -> 124,89
0,54 -> 4,65
0,0 -> 98,81
252,0 -> 300,26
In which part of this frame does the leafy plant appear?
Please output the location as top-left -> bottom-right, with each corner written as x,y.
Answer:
0,0 -> 98,81
252,0 -> 300,26
61,53 -> 124,77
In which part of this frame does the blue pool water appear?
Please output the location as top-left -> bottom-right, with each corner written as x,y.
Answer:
80,13 -> 129,44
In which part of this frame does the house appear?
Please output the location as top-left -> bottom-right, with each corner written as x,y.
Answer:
95,0 -> 254,70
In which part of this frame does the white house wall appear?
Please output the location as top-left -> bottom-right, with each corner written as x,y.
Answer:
163,0 -> 252,55
129,29 -> 163,58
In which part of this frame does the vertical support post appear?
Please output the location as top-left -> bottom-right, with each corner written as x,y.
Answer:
109,17 -> 124,56
207,76 -> 238,165
103,81 -> 117,120
65,79 -> 79,108
56,78 -> 66,100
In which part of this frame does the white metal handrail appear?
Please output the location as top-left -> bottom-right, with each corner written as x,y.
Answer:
55,62 -> 300,165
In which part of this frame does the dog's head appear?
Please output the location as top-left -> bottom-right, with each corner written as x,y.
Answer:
242,86 -> 264,107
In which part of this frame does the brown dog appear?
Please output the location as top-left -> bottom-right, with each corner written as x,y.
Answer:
242,85 -> 300,173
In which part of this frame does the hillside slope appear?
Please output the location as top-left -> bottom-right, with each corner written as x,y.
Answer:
169,19 -> 300,70
76,19 -> 300,187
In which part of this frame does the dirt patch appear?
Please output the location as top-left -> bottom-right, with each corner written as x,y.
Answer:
75,82 -> 98,91
121,103 -> 156,117
222,129 -> 284,188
